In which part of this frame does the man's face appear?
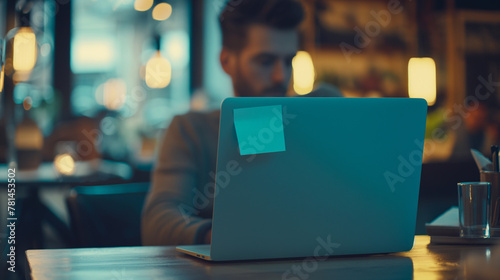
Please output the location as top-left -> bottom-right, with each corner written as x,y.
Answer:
223,25 -> 299,97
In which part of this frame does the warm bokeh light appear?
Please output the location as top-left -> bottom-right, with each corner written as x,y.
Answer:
134,0 -> 153,11
103,78 -> 127,110
145,52 -> 171,89
13,27 -> 37,72
152,3 -> 172,21
167,39 -> 183,60
23,97 -> 32,110
408,57 -> 436,106
292,51 -> 315,95
71,36 -> 116,73
163,31 -> 189,68
54,153 -> 76,176
0,65 -> 4,93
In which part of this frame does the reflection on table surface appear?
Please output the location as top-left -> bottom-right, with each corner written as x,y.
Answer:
25,236 -> 500,280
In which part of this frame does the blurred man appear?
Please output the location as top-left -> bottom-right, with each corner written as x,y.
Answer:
142,0 -> 305,245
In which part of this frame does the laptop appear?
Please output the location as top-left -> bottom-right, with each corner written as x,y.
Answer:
177,97 -> 427,261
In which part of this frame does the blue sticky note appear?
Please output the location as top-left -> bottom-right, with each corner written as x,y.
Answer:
233,105 -> 286,156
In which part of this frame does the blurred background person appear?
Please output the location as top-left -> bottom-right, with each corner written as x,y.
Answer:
141,0 -> 306,246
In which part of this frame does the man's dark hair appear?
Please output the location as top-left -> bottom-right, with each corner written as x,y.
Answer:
219,0 -> 305,51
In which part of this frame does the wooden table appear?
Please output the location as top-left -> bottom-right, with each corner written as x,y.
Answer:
0,160 -> 133,280
25,236 -> 498,280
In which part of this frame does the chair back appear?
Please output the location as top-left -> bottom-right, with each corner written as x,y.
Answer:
66,182 -> 149,247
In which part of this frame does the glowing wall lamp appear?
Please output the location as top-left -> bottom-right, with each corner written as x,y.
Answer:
13,27 -> 37,73
408,57 -> 436,106
145,52 -> 171,89
145,36 -> 171,89
292,51 -> 315,95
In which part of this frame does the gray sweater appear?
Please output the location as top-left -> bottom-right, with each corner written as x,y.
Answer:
141,109 -> 220,245
141,86 -> 343,245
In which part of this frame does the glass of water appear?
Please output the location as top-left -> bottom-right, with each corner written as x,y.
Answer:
458,182 -> 490,238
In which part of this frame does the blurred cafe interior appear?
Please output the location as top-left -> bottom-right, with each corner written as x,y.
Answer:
0,0 -> 500,279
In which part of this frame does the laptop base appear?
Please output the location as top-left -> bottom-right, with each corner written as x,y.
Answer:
176,245 -> 212,261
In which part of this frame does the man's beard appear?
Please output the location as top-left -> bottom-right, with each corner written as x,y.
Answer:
233,66 -> 288,97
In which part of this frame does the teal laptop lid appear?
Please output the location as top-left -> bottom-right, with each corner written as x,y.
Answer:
210,97 -> 427,261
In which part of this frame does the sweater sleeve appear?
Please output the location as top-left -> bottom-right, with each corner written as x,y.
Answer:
141,115 -> 212,245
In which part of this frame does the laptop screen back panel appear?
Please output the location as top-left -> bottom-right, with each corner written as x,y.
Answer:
210,97 -> 427,261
